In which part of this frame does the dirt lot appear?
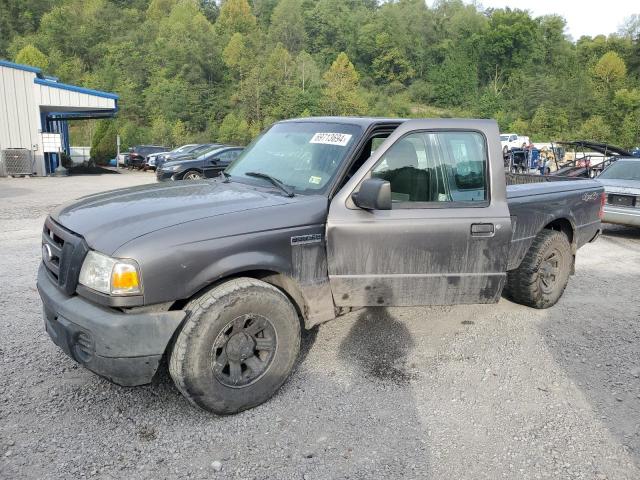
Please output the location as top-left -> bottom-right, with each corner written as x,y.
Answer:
1,173 -> 639,480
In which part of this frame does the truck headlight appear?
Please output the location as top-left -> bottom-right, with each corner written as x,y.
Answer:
78,251 -> 142,295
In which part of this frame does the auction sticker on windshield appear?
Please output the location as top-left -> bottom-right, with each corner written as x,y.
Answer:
310,132 -> 352,146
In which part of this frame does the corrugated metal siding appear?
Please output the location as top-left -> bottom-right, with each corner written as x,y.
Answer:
0,65 -> 44,174
1,64 -> 117,176
35,83 -> 115,109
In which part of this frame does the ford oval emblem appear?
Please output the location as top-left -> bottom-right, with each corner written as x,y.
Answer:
42,243 -> 53,262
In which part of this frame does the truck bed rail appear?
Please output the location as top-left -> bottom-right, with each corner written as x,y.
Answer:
506,173 -> 586,185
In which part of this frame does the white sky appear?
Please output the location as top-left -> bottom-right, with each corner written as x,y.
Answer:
429,1 -> 639,39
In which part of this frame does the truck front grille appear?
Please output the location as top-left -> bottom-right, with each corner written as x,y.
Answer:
42,217 -> 89,295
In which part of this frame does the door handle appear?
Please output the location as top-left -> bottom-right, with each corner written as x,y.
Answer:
471,223 -> 495,237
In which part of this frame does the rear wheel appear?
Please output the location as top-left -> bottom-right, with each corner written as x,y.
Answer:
182,170 -> 203,180
169,278 -> 301,414
505,230 -> 572,309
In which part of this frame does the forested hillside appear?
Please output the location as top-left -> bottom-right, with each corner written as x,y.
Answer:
2,0 -> 640,159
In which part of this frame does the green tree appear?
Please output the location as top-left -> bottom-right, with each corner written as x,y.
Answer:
223,33 -> 251,78
151,116 -> 173,145
172,120 -> 189,145
269,0 -> 305,53
216,0 -> 257,38
529,104 -> 569,140
429,50 -> 476,107
509,118 -> 530,134
578,116 -> 611,142
476,8 -> 544,83
14,44 -> 48,69
218,112 -> 251,145
371,33 -> 414,85
593,51 -> 627,90
619,112 -> 640,148
90,120 -> 117,164
321,52 -> 366,115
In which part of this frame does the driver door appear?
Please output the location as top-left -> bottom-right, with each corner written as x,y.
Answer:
326,119 -> 512,307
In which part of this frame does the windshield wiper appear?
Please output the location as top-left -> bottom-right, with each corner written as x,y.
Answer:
218,170 -> 231,183
245,171 -> 295,197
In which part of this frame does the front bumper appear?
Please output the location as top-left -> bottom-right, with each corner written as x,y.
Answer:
603,206 -> 640,227
156,169 -> 176,182
37,264 -> 185,386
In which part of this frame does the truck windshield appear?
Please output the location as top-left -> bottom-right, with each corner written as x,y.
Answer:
226,122 -> 361,194
599,160 -> 640,180
500,135 -> 509,141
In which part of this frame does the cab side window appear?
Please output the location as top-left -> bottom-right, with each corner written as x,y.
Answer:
371,131 -> 488,206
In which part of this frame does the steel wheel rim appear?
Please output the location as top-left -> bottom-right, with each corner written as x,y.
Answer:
539,248 -> 562,294
211,314 -> 277,388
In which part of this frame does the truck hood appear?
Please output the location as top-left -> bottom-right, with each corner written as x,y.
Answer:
51,180 -> 296,254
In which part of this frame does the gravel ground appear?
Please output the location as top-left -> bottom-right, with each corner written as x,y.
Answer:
0,173 -> 639,480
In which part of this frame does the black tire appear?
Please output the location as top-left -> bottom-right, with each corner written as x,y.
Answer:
169,278 -> 301,414
182,170 -> 203,180
505,230 -> 572,309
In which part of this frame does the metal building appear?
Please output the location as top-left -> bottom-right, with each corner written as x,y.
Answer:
0,60 -> 118,176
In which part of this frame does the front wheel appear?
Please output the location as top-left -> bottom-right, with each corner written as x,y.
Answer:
182,170 -> 203,180
169,278 -> 301,414
505,230 -> 572,309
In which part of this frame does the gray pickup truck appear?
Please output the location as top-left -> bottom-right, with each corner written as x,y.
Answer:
37,117 -> 604,414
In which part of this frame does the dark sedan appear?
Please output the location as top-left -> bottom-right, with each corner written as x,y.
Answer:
128,145 -> 170,170
156,143 -> 221,169
156,146 -> 244,181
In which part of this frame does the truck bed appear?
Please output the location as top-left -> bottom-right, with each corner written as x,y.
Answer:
505,174 -> 602,270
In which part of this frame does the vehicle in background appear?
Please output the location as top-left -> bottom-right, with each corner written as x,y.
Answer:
156,146 -> 244,181
597,158 -> 640,227
155,144 -> 200,165
38,117 -> 604,415
156,143 -> 220,169
504,147 -> 546,174
551,141 -> 633,178
500,133 -> 530,154
128,145 -> 169,170
117,153 -> 129,167
144,151 -> 171,171
631,147 -> 640,158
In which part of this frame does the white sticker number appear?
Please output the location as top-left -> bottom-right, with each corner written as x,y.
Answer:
309,132 -> 352,147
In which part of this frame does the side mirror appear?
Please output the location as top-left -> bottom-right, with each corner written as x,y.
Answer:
352,178 -> 392,210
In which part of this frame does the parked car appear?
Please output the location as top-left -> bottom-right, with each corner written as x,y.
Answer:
155,144 -> 200,166
500,133 -> 530,154
117,153 -> 129,167
156,146 -> 244,181
128,145 -> 169,170
144,151 -> 171,171
37,117 -> 603,415
156,143 -> 220,169
631,147 -> 640,158
597,158 -> 640,227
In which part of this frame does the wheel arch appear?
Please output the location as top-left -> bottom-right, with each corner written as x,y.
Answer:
171,268 -> 310,328
543,217 -> 575,248
543,217 -> 576,273
180,168 -> 204,178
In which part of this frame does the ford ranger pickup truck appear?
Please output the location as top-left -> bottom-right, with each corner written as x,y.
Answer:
37,117 -> 604,414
